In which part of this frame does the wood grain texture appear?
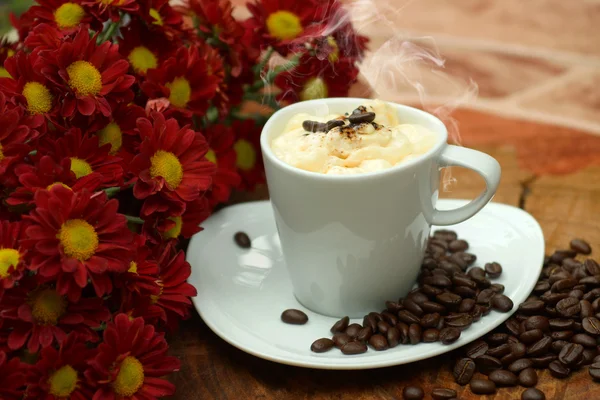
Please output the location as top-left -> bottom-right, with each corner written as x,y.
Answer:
167,110 -> 600,399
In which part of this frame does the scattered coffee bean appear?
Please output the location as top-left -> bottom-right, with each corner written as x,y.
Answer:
332,333 -> 352,348
519,300 -> 545,314
548,360 -> 571,378
345,323 -> 362,338
508,358 -> 534,373
449,239 -> 469,252
530,354 -> 557,368
302,120 -> 327,132
476,354 -> 503,374
422,328 -> 440,342
325,119 -> 345,131
408,324 -> 422,344
518,368 -> 538,387
491,283 -> 505,294
491,294 -> 514,312
486,343 -> 511,358
521,388 -> 546,400
470,379 -> 496,394
402,385 -> 424,400
369,334 -> 389,351
556,297 -> 581,317
403,299 -> 424,317
485,262 -> 503,278
281,309 -> 308,325
520,329 -> 544,344
572,333 -> 597,348
488,333 -> 509,345
582,316 -> 600,335
234,232 -> 251,248
439,327 -> 460,344
348,111 -> 376,124
571,239 -> 592,255
377,320 -> 391,334
356,326 -> 373,343
527,336 -> 552,356
454,358 -> 476,385
387,327 -> 400,347
558,342 -> 584,366
489,369 -> 518,386
466,340 -> 488,358
341,341 -> 368,355
398,310 -> 420,325
311,338 -> 334,353
444,313 -> 473,330
381,310 -> 399,325
525,315 -> 550,332
585,259 -> 600,276
431,388 -> 457,400
363,315 -> 377,332
331,316 -> 349,333
589,362 -> 600,381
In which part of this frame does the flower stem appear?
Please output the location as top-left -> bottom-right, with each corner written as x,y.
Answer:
125,215 -> 144,224
98,19 -> 120,43
103,187 -> 121,198
254,46 -> 274,76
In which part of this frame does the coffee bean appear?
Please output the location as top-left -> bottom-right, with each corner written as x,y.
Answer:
425,275 -> 453,288
517,367 -> 538,387
563,258 -> 583,270
381,311 -> 399,326
580,275 -> 600,286
439,327 -> 460,344
572,333 -> 597,348
420,313 -> 441,328
552,278 -> 579,293
450,253 -> 469,269
527,336 -> 552,356
489,369 -> 518,386
477,289 -> 496,306
444,313 -> 473,330
331,316 -> 349,333
485,262 -> 503,278
454,286 -> 477,299
421,284 -> 443,297
508,358 -> 534,373
581,300 -> 594,318
345,323 -> 362,338
363,315 -> 377,332
302,120 -> 327,132
433,229 -> 457,241
583,348 -> 598,365
369,311 -> 383,322
519,300 -> 545,314
377,320 -> 391,334
549,318 -> 574,330
385,301 -> 403,314
409,324 -> 422,344
234,232 -> 251,248
437,292 -> 462,308
281,309 -> 308,325
449,239 -> 469,252
402,385 -> 424,400
466,340 -> 488,358
332,333 -> 352,348
520,329 -> 544,344
487,343 -> 512,358
534,281 -> 551,293
571,239 -> 592,255
585,259 -> 600,276
459,298 -> 476,313
522,388 -> 546,400
510,342 -> 528,358
556,297 -> 581,317
583,316 -> 600,335
341,341 -> 368,355
397,310 -> 420,325
325,119 -> 345,130
525,315 -> 550,332
403,299 -> 424,317
454,357 -> 476,385
421,301 -> 447,314
470,379 -> 496,394
491,294 -> 514,312
475,354 -> 503,374
369,334 -> 389,351
387,327 -> 400,347
348,111 -> 376,124
356,326 -> 373,342
422,328 -> 440,342
491,283 -> 505,294
453,275 -> 477,289
431,388 -> 457,400
530,354 -> 557,368
488,333 -> 509,345
506,319 -> 523,336
548,360 -> 571,378
589,362 -> 600,381
551,340 -> 569,353
558,343 -> 584,366
550,250 -> 577,264
311,338 -> 334,353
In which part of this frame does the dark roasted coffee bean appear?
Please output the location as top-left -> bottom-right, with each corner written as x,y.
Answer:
325,119 -> 345,130
453,275 -> 477,289
569,289 -> 584,299
381,310 -> 399,326
489,369 -> 518,386
534,281 -> 551,293
402,385 -> 425,400
377,320 -> 391,334
485,262 -> 503,278
574,267 -> 590,280
470,306 -> 484,322
550,330 -> 574,341
460,252 -> 477,265
449,239 -> 468,252
594,298 -> 600,311
345,323 -> 362,338
408,324 -> 422,344
437,292 -> 462,308
572,333 -> 597,348
519,300 -> 545,314
433,229 -> 457,241
397,310 -> 420,325
476,354 -> 502,373
583,348 -> 598,365
488,333 -> 509,345
431,388 -> 457,400
369,311 -> 384,322
525,315 -> 550,332
356,326 -> 373,342
585,259 -> 600,276
454,286 -> 478,299
549,270 -> 572,285
589,362 -> 600,381
369,334 -> 389,351
459,298 -> 476,313
403,299 -> 424,317
477,289 -> 496,306
559,343 -> 584,366
348,111 -> 376,124
466,340 -> 489,358
519,368 -> 539,388
551,278 -> 578,293
573,321 -> 583,331
331,316 -> 350,333
549,318 -> 574,330
491,294 -> 514,312
422,328 -> 440,342
421,301 -> 447,314
454,357 -> 476,385
444,313 -> 472,330
311,338 -> 334,353
409,291 -> 430,305
487,344 -> 512,358
509,343 -> 528,360
571,238 -> 592,255
563,258 -> 583,270
581,300 -> 594,318
530,354 -> 557,368
420,313 -> 441,328
583,316 -> 600,335
491,283 -> 505,294
527,336 -> 552,356
387,327 -> 400,348
363,315 -> 377,332
548,360 -> 570,378
439,327 -> 460,344
506,319 -> 523,336
385,301 -> 403,314
551,340 -> 569,353
550,250 -> 577,264
281,309 -> 308,325
332,333 -> 352,348
508,358 -> 534,373
421,284 -> 443,297
424,275 -> 453,288
234,231 -> 251,248
302,120 -> 327,133
449,253 -> 469,269
470,379 -> 496,394
580,275 -> 600,286
520,329 -> 544,344
341,341 -> 368,355
556,296 -> 581,317
397,322 -> 409,344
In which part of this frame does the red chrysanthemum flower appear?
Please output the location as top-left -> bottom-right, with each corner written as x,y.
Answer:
25,333 -> 96,399
40,27 -> 135,117
6,155 -> 102,207
274,53 -> 358,102
130,112 -> 216,213
138,0 -> 184,37
231,119 -> 265,191
24,186 -> 133,301
25,0 -> 100,33
38,127 -> 124,188
144,197 -> 211,243
0,279 -> 110,353
0,221 -> 28,300
114,235 -> 161,302
204,123 -> 241,206
86,313 -> 180,399
0,38 -> 17,79
23,22 -> 68,52
0,351 -> 26,400
83,0 -> 139,22
141,44 -> 222,116
247,0 -> 320,54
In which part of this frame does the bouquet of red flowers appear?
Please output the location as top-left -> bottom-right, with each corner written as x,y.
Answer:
0,0 -> 366,398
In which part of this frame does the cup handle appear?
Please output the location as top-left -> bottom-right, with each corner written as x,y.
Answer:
429,145 -> 501,226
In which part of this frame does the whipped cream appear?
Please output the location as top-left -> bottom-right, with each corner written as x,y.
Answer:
271,100 -> 438,175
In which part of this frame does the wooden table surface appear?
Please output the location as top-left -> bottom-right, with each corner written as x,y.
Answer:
167,108 -> 600,399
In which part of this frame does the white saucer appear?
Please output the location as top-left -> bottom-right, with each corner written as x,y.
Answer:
186,200 -> 544,370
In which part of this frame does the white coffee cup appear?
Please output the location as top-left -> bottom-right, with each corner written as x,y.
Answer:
260,98 -> 501,318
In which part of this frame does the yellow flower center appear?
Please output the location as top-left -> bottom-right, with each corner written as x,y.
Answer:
0,67 -> 11,78
166,77 -> 191,108
150,280 -> 163,304
67,61 -> 102,96
163,216 -> 182,239
266,10 -> 303,40
29,288 -> 67,326
97,122 -> 122,154
149,150 -> 183,188
70,157 -> 93,178
128,261 -> 138,274
112,356 -> 144,397
326,36 -> 340,63
54,3 -> 85,29
234,139 -> 256,171
46,182 -> 71,191
128,46 -> 158,74
22,82 -> 53,114
58,219 -> 99,261
149,8 -> 163,26
300,77 -> 328,101
205,149 -> 217,164
0,144 -> 4,162
48,365 -> 78,397
0,248 -> 20,279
